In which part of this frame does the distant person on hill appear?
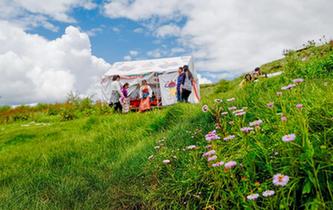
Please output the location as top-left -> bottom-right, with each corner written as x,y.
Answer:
239,73 -> 253,88
139,80 -> 152,112
109,75 -> 123,112
176,67 -> 184,102
253,67 -> 267,80
180,65 -> 194,103
120,83 -> 130,113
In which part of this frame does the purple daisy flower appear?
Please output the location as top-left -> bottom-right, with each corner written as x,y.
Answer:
163,160 -> 171,164
207,155 -> 217,162
203,150 -> 216,157
235,111 -> 246,116
282,134 -> 296,142
281,115 -> 287,122
212,161 -> 224,167
205,130 -> 220,141
247,193 -> 259,201
262,190 -> 275,197
293,78 -> 304,83
249,119 -> 263,127
273,173 -> 289,186
267,102 -> 274,108
240,127 -> 254,133
228,106 -> 237,111
296,104 -> 303,109
202,105 -> 209,112
223,135 -> 235,141
224,161 -> 237,169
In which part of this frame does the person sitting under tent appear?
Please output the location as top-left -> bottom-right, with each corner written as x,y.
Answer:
139,80 -> 152,112
109,75 -> 123,112
120,83 -> 130,113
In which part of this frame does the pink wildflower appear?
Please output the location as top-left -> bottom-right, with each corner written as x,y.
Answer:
273,173 -> 289,186
227,97 -> 235,102
240,127 -> 254,133
221,112 -> 228,116
282,134 -> 296,142
247,193 -> 259,201
276,91 -> 282,96
281,115 -> 287,122
296,104 -> 303,109
212,161 -> 224,167
205,130 -> 220,141
267,102 -> 274,108
235,111 -> 246,116
205,145 -> 212,149
262,190 -> 275,197
293,78 -> 304,83
203,150 -> 216,157
228,106 -> 237,111
163,160 -> 171,164
202,105 -> 209,112
187,145 -> 197,150
214,99 -> 223,103
208,155 -> 217,162
249,119 -> 263,127
281,84 -> 296,90
223,135 -> 236,141
224,161 -> 237,169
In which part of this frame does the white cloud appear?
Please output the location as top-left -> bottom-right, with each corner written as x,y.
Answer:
86,27 -> 103,37
123,55 -> 132,61
0,21 -> 110,105
197,74 -> 213,84
0,0 -> 96,30
133,27 -> 144,33
112,27 -> 120,32
104,0 -> 333,78
129,50 -> 139,57
147,49 -> 162,58
155,24 -> 181,37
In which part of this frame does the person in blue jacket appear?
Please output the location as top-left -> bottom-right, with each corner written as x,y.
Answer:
176,67 -> 184,102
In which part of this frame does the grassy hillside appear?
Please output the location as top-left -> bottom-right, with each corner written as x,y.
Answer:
1,42 -> 333,209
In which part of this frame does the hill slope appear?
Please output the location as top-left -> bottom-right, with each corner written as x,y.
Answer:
1,42 -> 333,209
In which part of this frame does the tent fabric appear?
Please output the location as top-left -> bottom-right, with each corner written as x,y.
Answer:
103,56 -> 192,76
101,56 -> 200,106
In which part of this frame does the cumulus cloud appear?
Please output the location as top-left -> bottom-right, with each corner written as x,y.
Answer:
0,0 -> 96,30
104,0 -> 333,77
155,24 -> 181,37
0,21 -> 110,105
197,74 -> 213,85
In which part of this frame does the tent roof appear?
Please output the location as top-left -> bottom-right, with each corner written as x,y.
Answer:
103,56 -> 192,76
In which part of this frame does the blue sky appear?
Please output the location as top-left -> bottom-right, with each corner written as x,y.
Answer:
27,4 -> 193,77
0,0 -> 332,105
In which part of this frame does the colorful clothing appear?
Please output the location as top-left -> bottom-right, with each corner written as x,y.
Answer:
139,85 -> 152,112
177,73 -> 185,101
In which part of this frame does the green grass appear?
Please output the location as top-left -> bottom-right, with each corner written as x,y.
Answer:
1,42 -> 333,209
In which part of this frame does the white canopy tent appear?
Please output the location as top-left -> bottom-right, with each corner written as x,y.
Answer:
101,56 -> 200,108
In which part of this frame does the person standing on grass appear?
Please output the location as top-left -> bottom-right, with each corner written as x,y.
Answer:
180,65 -> 194,103
120,83 -> 130,113
109,75 -> 123,112
176,66 -> 184,102
139,80 -> 152,112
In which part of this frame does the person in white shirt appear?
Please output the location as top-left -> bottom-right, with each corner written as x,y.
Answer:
180,65 -> 194,103
109,75 -> 123,112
